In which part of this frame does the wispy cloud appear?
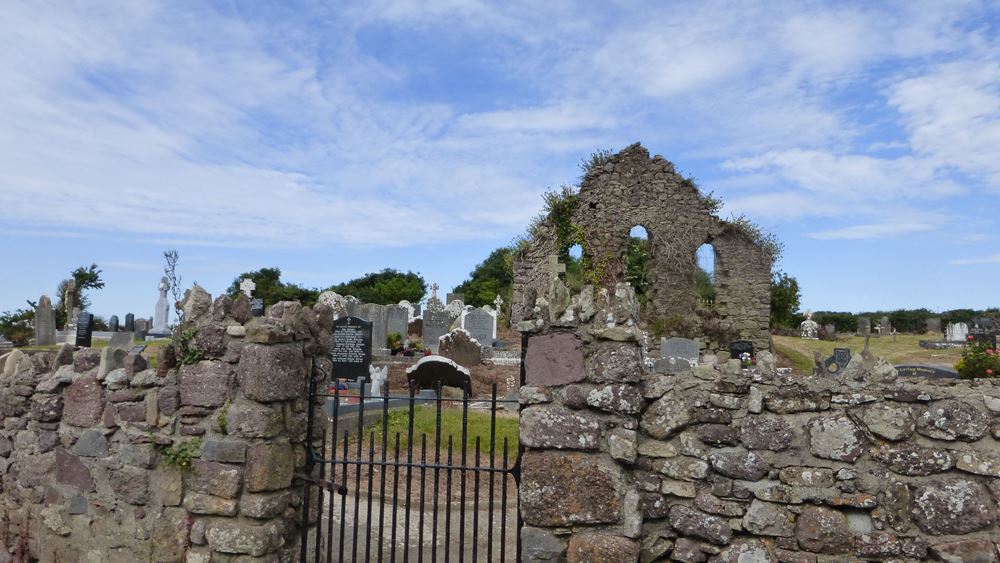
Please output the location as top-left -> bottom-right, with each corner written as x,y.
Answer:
809,222 -> 936,240
950,254 -> 1000,265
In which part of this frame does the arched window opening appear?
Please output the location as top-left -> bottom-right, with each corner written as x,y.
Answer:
695,243 -> 716,307
565,243 -> 586,292
626,226 -> 652,308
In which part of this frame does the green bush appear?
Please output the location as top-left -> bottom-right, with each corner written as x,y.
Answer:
955,338 -> 1000,379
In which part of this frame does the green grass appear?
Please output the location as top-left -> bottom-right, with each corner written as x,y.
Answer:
772,334 -> 963,374
365,405 -> 518,456
773,340 -> 816,373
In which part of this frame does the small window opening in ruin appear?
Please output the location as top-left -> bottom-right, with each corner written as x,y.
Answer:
565,243 -> 586,292
626,226 -> 652,308
589,202 -> 598,209
695,243 -> 717,307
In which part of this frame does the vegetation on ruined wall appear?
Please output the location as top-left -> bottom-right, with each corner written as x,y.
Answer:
158,438 -> 202,472
723,214 -> 784,264
227,267 -> 320,306
329,269 -> 426,305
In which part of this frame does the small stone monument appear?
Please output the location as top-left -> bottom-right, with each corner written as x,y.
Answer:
239,278 -> 256,298
124,313 -> 135,332
109,315 -> 119,333
368,364 -> 388,396
152,276 -> 170,334
34,295 -> 57,346
799,311 -> 819,339
654,337 -> 699,373
62,280 -> 78,330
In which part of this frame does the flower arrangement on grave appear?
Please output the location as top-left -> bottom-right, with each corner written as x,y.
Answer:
955,335 -> 1000,379
739,352 -> 754,369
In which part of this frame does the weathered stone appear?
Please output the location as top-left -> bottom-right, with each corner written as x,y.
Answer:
186,459 -> 243,499
30,394 -> 63,422
438,329 -> 483,366
671,537 -> 707,562
765,388 -> 829,414
709,393 -> 743,410
742,500 -> 795,537
669,505 -> 733,545
122,443 -> 158,469
795,507 -> 852,554
880,481 -> 911,533
181,283 -> 213,322
522,526 -> 568,563
929,539 -> 999,563
63,376 -> 104,426
915,399 -> 989,441
222,399 -> 281,438
870,443 -> 953,476
855,532 -> 901,558
110,466 -> 150,505
521,451 -> 623,526
72,429 -> 109,457
586,383 -> 642,414
241,491 -> 290,519
709,448 -> 768,481
192,324 -> 226,358
179,361 -> 232,407
911,478 -> 996,535
123,353 -> 148,377
694,407 -> 732,424
608,427 -> 638,463
719,539 -> 775,562
807,415 -> 865,463
183,491 -> 238,515
567,534 -> 638,563
520,405 -> 601,450
205,519 -> 283,556
695,492 -> 746,517
855,402 -> 913,441
55,448 -> 95,491
238,343 -> 305,402
661,479 -> 698,498
586,341 -> 642,383
201,439 -> 247,463
740,417 -> 793,451
654,457 -> 709,481
955,449 -> 1000,477
73,348 -> 101,372
246,442 -> 294,492
97,346 -> 127,379
525,333 -> 585,386
777,467 -> 833,488
156,345 -> 177,377
696,424 -> 739,446
637,439 -> 678,458
641,392 -> 692,439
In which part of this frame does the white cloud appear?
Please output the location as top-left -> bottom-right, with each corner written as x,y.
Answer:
808,222 -> 935,240
950,254 -> 1000,265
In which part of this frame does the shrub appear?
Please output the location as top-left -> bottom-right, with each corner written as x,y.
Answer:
955,337 -> 1000,379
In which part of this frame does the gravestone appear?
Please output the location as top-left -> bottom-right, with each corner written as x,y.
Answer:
109,315 -> 119,333
34,295 -> 57,346
880,316 -> 891,334
0,335 -> 13,354
75,313 -> 94,348
134,319 -> 149,340
129,344 -> 147,356
250,298 -> 265,318
406,355 -> 472,397
968,318 -> 997,348
425,283 -> 445,313
946,322 -> 968,342
239,278 -> 256,298
152,276 -> 170,334
856,317 -> 870,336
330,316 -> 373,381
446,293 -> 465,306
386,305 -> 408,343
356,303 -> 388,352
824,324 -> 836,337
109,331 -> 134,351
729,340 -> 754,362
895,364 -> 959,379
124,313 -> 135,333
654,337 -> 699,373
423,309 -> 451,354
926,317 -> 942,335
398,300 -> 416,321
820,348 -> 851,376
462,307 -> 496,346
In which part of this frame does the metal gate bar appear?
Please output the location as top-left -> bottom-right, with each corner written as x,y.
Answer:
299,360 -> 519,562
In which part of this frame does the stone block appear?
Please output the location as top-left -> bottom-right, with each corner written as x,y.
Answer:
915,399 -> 990,441
911,478 -> 996,535
586,383 -> 642,414
929,539 -> 999,563
764,388 -> 829,414
201,439 -> 248,463
183,491 -> 238,516
856,402 -> 913,441
584,341 -> 642,383
30,394 -> 64,422
640,392 -> 692,439
205,518 -> 283,556
63,376 -> 104,427
742,500 -> 795,537
72,429 -> 109,457
524,333 -> 585,386
807,415 -> 865,463
669,505 -> 733,545
186,459 -> 243,499
709,448 -> 768,481
191,324 -> 227,358
110,466 -> 150,505
795,506 -> 852,554
567,533 -> 638,563
740,417 -> 793,451
520,405 -> 601,450
55,448 -> 95,491
179,361 -> 232,407
521,526 -> 567,563
226,398 -> 284,439
520,450 -> 623,526
73,348 -> 101,373
238,343 -> 305,402
870,443 -> 953,476
246,443 -> 294,492
241,491 -> 291,519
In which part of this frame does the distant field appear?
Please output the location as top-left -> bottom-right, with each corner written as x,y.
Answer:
772,334 -> 962,375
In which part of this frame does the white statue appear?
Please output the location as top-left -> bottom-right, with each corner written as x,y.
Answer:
369,365 -> 388,396
799,311 -> 819,339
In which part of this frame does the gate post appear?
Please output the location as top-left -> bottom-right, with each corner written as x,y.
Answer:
518,281 -> 644,562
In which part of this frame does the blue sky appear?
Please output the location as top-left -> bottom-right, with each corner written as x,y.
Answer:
2,0 -> 999,321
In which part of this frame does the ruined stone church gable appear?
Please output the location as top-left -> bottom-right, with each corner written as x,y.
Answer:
513,142 -> 770,349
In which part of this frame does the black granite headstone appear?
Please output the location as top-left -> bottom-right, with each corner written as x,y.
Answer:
125,313 -> 135,332
75,313 -> 94,347
331,316 -> 372,381
729,340 -> 754,361
108,315 -> 119,332
250,298 -> 265,317
822,348 -> 851,375
129,344 -> 148,355
895,364 -> 959,379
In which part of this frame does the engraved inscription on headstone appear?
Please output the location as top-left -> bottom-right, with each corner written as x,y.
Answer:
75,313 -> 94,348
655,337 -> 699,373
423,309 -> 451,354
331,316 -> 373,381
250,298 -> 265,317
386,305 -> 408,343
895,364 -> 959,379
357,303 -> 388,351
462,307 -> 496,346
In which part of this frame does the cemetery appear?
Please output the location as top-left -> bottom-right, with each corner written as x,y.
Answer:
1,144 -> 999,562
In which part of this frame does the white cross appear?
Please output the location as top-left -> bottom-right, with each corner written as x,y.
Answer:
494,294 -> 504,309
239,278 -> 256,298
430,283 -> 439,299
542,255 -> 566,281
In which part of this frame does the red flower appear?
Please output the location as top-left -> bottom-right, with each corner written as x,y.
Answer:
967,335 -> 974,341
988,368 -> 994,376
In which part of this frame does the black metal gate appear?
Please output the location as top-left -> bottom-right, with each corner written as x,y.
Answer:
300,362 -> 520,562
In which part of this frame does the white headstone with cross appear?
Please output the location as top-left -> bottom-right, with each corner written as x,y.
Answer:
239,278 -> 256,298
494,294 -> 504,309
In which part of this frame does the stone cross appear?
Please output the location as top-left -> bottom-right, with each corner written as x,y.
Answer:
494,294 -> 504,309
430,283 -> 440,300
542,255 -> 566,282
239,278 -> 256,298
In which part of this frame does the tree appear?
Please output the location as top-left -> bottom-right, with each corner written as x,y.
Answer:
770,271 -> 801,328
453,248 -> 515,308
55,264 -> 105,328
227,267 -> 319,306
329,269 -> 425,305
0,306 -> 34,345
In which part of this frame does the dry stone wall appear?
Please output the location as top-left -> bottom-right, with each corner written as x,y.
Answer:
513,143 -> 772,351
0,287 -> 332,562
518,279 -> 1000,563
